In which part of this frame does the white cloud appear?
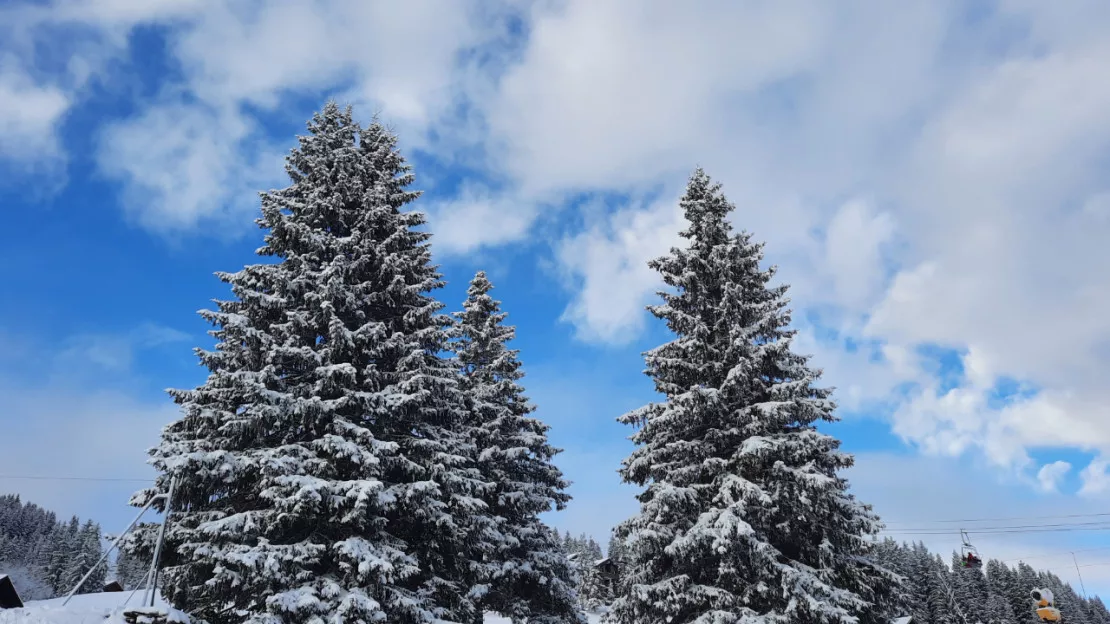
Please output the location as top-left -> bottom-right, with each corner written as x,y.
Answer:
819,200 -> 896,314
0,61 -> 69,164
1079,456 -> 1110,498
425,184 -> 545,256
1038,461 -> 1072,493
97,102 -> 286,233
486,0 -> 829,197
554,195 -> 684,344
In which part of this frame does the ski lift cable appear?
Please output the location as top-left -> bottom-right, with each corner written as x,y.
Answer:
883,510 -> 1110,525
884,524 -> 1110,536
886,519 -> 1110,532
1001,546 -> 1110,563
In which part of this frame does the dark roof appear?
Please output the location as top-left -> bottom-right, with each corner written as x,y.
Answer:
0,574 -> 23,609
103,580 -> 125,593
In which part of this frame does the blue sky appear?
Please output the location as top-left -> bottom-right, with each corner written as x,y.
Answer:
4,0 -> 1110,599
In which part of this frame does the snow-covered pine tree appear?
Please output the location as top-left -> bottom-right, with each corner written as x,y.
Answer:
114,547 -> 150,590
1089,596 -> 1110,624
1054,580 -> 1090,624
450,270 -> 583,624
578,563 -> 612,612
987,592 -> 1018,624
607,530 -> 628,592
988,559 -> 1031,624
1015,562 -> 1043,623
127,102 -> 489,624
63,520 -> 105,594
606,168 -> 898,624
0,533 -> 11,564
45,517 -> 79,595
953,551 -> 991,624
872,539 -> 913,622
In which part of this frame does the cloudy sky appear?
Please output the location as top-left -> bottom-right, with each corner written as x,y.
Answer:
4,0 -> 1110,601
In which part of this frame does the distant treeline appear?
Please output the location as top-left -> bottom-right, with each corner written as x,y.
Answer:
0,494 -> 146,600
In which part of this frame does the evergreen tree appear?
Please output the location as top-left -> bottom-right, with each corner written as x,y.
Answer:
450,271 -> 583,624
904,542 -> 936,624
953,551 -> 991,624
115,547 -> 150,590
127,102 -> 489,624
606,530 -> 628,591
44,518 -> 79,595
987,592 -> 1018,624
1055,581 -> 1090,624
63,520 -> 105,594
1089,596 -> 1110,623
1016,562 -> 1043,622
924,553 -> 956,624
578,564 -> 612,612
865,538 -> 912,621
606,169 -> 898,624
990,559 -> 1036,624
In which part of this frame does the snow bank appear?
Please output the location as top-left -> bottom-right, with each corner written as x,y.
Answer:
0,591 -> 189,624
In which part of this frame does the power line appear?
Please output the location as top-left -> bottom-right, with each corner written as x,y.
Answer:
0,474 -> 153,483
1002,546 -> 1110,563
883,511 -> 1110,526
884,525 -> 1110,536
886,519 -> 1110,533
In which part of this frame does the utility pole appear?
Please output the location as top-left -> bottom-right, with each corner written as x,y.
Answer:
1072,552 -> 1087,598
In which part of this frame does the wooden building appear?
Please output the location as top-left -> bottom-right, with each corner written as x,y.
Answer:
0,574 -> 23,609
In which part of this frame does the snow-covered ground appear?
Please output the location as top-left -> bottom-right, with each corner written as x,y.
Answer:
0,593 -> 603,624
484,613 -> 604,623
0,591 -> 188,624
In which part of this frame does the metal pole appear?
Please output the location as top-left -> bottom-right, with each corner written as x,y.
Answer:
145,476 -> 177,608
1072,552 -> 1087,598
62,492 -> 166,607
124,567 -> 154,607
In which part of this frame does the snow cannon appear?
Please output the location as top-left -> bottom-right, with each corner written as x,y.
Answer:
1032,588 -> 1061,623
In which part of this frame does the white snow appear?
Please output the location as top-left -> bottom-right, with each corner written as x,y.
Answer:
0,591 -> 189,624
483,612 -> 604,623
1,600 -> 601,624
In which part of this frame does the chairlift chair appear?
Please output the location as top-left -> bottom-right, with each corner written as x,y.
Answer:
959,530 -> 982,569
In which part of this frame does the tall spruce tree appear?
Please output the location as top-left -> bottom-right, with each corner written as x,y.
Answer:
607,169 -> 897,624
63,520 -> 105,594
127,102 -> 489,624
953,552 -> 991,623
44,517 -> 79,595
450,271 -> 583,624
